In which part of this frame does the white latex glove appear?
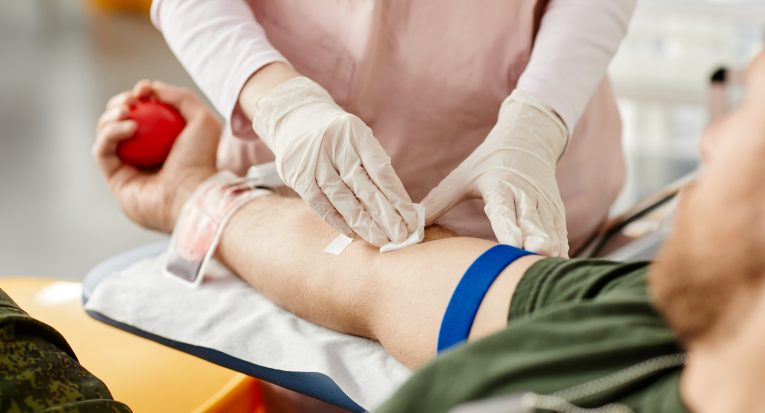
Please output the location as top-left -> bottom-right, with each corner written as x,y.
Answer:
422,90 -> 570,257
251,77 -> 418,246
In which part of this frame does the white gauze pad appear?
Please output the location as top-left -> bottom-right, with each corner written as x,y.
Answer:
380,204 -> 426,253
323,204 -> 426,255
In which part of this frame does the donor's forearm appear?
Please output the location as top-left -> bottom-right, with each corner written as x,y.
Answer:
213,191 -> 538,368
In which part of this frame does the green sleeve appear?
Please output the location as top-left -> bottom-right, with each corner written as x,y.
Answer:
0,289 -> 132,413
376,259 -> 687,413
509,258 -> 651,320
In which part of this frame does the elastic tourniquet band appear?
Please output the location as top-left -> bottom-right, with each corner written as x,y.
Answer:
437,244 -> 535,353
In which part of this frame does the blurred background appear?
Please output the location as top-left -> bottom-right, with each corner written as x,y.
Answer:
0,0 -> 763,278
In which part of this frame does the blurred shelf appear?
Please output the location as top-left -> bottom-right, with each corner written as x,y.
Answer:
637,0 -> 765,24
611,80 -> 709,105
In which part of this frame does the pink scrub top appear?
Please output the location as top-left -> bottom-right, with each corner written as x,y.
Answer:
154,0 -> 630,249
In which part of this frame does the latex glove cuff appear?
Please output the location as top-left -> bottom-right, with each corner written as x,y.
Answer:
501,90 -> 570,161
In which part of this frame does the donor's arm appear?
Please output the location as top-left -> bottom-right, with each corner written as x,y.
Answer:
93,81 -> 543,369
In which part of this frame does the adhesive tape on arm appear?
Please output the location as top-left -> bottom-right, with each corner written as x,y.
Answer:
323,234 -> 355,255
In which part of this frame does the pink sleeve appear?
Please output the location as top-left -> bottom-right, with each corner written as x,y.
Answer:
516,0 -> 636,131
151,0 -> 288,138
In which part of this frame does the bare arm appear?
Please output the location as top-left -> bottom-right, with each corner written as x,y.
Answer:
177,181 -> 543,368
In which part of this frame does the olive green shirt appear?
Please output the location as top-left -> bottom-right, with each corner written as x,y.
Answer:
0,288 -> 132,413
377,259 -> 690,413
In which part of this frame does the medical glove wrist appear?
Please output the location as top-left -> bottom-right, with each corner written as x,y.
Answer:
250,76 -> 419,247
423,90 -> 570,257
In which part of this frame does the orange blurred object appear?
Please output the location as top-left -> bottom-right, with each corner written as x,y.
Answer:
88,0 -> 152,14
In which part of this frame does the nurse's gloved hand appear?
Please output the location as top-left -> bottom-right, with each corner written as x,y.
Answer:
93,80 -> 219,233
422,91 -> 570,257
251,77 -> 418,247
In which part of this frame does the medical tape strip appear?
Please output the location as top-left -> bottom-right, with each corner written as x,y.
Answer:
323,234 -> 354,255
323,204 -> 426,255
437,244 -> 535,353
164,171 -> 271,287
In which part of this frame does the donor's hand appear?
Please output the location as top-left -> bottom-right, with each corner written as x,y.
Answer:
93,80 -> 219,233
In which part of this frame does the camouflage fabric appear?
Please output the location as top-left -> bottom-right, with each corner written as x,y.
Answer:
0,288 -> 132,413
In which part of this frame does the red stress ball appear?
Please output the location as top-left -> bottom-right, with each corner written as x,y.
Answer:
117,98 -> 186,169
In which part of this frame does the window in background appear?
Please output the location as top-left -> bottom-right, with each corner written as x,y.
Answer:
608,0 -> 765,212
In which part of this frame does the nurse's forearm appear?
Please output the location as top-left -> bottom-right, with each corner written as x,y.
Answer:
516,0 -> 636,129
152,0 -> 288,120
238,62 -> 301,120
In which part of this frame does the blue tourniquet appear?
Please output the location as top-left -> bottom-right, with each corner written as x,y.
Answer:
437,244 -> 535,352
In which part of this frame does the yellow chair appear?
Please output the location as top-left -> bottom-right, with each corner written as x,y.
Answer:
2,277 -> 264,413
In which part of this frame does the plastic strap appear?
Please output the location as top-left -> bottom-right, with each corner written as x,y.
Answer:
437,245 -> 535,353
165,171 -> 271,287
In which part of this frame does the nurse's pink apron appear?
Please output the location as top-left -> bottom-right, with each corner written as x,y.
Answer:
219,0 -> 624,250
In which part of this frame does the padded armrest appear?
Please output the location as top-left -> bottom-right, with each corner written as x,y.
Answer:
83,241 -> 169,302
82,243 -> 384,413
